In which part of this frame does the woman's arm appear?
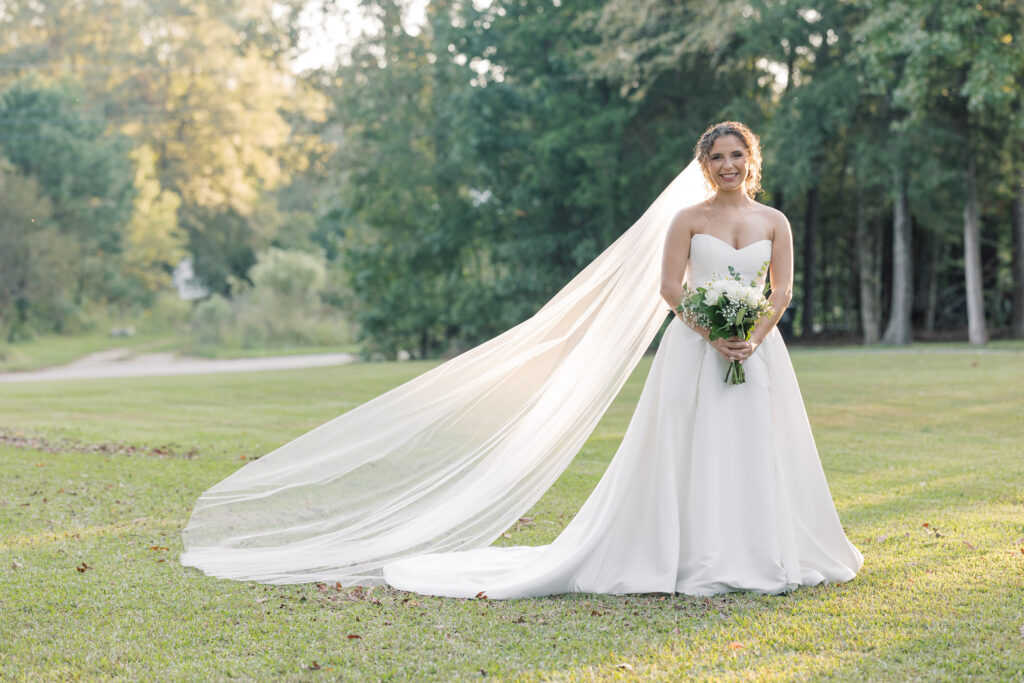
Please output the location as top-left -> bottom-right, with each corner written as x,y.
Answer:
660,209 -> 746,362
749,211 -> 794,349
659,210 -> 699,331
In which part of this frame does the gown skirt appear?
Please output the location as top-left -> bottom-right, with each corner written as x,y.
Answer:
382,236 -> 864,599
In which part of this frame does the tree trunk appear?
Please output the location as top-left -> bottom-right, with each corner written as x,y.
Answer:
856,190 -> 881,343
882,172 -> 912,344
1012,169 -> 1024,339
824,226 -> 836,331
802,185 -> 819,337
924,235 -> 939,333
963,159 -> 988,345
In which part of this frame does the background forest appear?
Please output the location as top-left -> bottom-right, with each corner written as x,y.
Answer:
0,0 -> 1021,360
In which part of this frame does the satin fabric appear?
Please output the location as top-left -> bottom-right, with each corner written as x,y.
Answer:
382,234 -> 864,598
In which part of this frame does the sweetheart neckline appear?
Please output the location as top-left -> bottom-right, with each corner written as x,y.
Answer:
691,233 -> 771,251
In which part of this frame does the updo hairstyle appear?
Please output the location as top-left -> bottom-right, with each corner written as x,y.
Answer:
694,121 -> 763,197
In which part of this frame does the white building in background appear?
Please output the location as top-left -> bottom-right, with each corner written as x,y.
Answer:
172,258 -> 208,300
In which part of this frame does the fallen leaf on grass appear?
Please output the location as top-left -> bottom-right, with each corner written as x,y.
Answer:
962,540 -> 975,550
148,546 -> 169,552
347,634 -> 361,640
728,642 -> 744,650
590,610 -> 603,616
76,562 -> 91,573
307,661 -> 321,670
11,561 -> 23,569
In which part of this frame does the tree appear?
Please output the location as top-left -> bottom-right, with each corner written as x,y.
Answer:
0,79 -> 136,254
881,168 -> 912,344
0,161 -> 76,340
857,0 -> 1024,344
0,78 -> 137,320
0,0 -> 326,298
121,145 -> 186,295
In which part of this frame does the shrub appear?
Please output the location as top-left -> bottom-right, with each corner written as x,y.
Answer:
189,248 -> 351,350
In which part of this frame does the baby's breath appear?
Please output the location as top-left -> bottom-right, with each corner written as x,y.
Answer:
674,261 -> 774,384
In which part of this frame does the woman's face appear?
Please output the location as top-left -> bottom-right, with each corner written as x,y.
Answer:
705,134 -> 749,194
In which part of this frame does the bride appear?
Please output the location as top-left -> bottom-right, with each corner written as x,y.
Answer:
180,121 -> 863,598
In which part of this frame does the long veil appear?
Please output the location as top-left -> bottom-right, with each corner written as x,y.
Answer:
179,159 -> 706,585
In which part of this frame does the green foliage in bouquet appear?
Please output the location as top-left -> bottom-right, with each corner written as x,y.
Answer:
675,261 -> 773,384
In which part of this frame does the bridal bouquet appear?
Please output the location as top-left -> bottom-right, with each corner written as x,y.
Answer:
675,263 -> 773,385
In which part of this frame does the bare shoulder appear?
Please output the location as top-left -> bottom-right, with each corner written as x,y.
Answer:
753,202 -> 791,239
667,203 -> 704,241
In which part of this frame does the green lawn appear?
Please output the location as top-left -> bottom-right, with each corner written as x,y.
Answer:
1,344 -> 1023,680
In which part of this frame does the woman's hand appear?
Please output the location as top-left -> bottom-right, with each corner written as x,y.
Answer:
709,336 -> 759,363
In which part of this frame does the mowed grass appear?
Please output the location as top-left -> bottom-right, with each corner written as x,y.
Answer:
1,343 -> 1023,681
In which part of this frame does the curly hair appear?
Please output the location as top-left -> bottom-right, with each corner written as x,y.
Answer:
694,121 -> 763,197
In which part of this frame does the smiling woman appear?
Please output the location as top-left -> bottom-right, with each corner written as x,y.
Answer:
694,121 -> 763,198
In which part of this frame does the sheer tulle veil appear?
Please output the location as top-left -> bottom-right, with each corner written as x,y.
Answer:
179,159 -> 707,585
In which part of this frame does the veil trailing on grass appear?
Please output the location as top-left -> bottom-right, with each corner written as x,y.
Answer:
179,159 -> 707,585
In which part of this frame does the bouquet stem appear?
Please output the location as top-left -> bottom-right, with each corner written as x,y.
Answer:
725,359 -> 746,385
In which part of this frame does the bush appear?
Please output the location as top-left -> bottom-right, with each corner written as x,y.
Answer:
140,292 -> 193,335
248,248 -> 326,306
189,248 -> 352,350
192,295 -> 234,346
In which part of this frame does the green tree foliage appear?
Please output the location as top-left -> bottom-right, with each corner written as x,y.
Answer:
0,79 -> 135,254
855,0 -> 1024,343
0,162 -> 74,341
122,145 -> 187,295
0,0 -> 1022,352
329,0 -> 492,359
580,0 -> 1022,342
0,0 -> 327,300
333,0 -> 715,358
0,79 -> 137,332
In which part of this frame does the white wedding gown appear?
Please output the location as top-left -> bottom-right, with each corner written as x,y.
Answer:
381,233 -> 864,598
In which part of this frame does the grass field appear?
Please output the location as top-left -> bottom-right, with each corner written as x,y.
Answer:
1,343 -> 1023,680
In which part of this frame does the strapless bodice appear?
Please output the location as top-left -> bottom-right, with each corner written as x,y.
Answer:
686,233 -> 771,288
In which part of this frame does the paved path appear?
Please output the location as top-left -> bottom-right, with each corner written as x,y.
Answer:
0,348 -> 358,383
